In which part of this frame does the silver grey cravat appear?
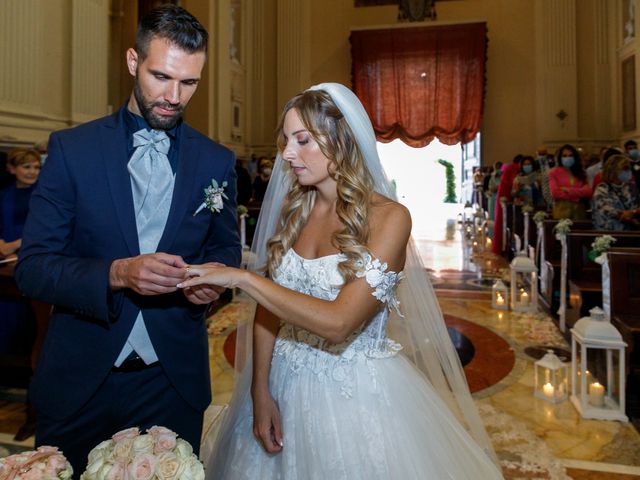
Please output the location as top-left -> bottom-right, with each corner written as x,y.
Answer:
115,128 -> 176,366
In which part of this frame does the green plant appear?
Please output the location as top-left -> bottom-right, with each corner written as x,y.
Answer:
437,159 -> 457,203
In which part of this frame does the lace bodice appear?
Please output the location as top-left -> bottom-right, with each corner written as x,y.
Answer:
271,249 -> 402,397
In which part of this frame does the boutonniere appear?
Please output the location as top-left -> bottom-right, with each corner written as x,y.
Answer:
193,179 -> 228,216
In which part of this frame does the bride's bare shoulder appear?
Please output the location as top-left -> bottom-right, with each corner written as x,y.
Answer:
369,193 -> 411,241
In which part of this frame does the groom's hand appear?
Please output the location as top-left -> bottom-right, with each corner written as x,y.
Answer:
109,253 -> 188,295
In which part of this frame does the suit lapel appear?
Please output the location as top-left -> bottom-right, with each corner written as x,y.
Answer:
102,110 -> 140,256
156,126 -> 200,253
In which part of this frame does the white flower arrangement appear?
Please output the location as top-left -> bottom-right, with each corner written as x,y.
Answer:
80,426 -> 204,480
193,179 -> 228,216
533,211 -> 548,225
553,219 -> 573,235
591,235 -> 616,256
521,205 -> 534,214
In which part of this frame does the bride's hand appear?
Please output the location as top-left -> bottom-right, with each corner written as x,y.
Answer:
252,391 -> 283,454
177,264 -> 241,290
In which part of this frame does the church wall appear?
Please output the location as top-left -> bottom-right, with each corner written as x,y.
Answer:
0,0 -> 109,147
302,0 -> 626,165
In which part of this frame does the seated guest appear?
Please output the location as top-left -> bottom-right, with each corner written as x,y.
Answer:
549,144 -> 592,220
592,154 -> 640,230
512,155 -> 543,207
592,147 -> 624,190
625,139 -> 640,186
0,148 -> 41,258
0,148 -> 41,354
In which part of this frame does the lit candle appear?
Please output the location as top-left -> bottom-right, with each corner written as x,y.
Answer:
496,294 -> 504,305
589,382 -> 605,407
543,382 -> 555,399
486,238 -> 492,248
520,291 -> 529,304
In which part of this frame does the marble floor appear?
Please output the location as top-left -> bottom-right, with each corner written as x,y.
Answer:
2,207 -> 640,479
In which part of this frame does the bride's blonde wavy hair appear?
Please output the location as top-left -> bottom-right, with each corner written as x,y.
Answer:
267,90 -> 375,280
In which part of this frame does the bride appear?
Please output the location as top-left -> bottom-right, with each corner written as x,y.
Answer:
180,83 -> 503,479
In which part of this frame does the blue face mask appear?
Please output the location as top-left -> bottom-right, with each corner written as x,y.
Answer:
561,157 -> 575,168
495,169 -> 502,176
629,149 -> 639,159
537,155 -> 546,163
522,165 -> 533,174
618,170 -> 633,183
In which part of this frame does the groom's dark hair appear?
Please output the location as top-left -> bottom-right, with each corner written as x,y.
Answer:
135,5 -> 208,61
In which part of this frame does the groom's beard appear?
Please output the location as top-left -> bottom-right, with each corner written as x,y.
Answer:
133,78 -> 185,131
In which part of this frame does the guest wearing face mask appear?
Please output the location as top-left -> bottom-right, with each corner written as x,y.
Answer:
252,157 -> 273,202
592,154 -> 639,230
548,144 -> 592,220
624,139 -> 640,187
512,156 -> 542,207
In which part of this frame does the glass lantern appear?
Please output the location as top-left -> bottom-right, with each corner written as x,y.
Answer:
492,280 -> 509,310
534,350 -> 568,403
570,307 -> 628,421
510,253 -> 538,313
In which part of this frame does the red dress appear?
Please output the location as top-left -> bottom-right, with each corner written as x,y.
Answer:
492,163 -> 520,254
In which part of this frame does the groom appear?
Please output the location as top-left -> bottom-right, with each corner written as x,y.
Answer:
15,5 -> 241,475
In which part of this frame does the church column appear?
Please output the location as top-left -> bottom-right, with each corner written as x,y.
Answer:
277,0 -> 311,111
71,0 -> 110,125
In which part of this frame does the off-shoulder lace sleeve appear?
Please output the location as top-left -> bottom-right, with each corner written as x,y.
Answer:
355,254 -> 404,316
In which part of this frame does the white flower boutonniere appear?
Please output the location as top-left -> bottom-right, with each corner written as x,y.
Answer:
193,179 -> 228,216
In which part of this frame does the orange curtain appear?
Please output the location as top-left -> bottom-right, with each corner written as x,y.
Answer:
351,22 -> 487,147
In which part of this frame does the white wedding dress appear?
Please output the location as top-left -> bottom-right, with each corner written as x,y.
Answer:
205,249 -> 503,479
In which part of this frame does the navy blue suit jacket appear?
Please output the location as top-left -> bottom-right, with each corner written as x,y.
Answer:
16,106 -> 241,420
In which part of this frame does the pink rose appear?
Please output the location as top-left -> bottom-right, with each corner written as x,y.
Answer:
36,446 -> 59,455
147,427 -> 177,454
46,454 -> 67,471
128,453 -> 157,480
106,462 -> 127,480
21,467 -> 44,480
112,427 -> 140,444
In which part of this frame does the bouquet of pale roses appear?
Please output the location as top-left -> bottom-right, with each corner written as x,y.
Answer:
0,446 -> 73,480
80,426 -> 204,480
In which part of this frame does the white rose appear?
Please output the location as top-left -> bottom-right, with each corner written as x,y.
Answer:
132,435 -> 155,455
82,456 -> 106,480
87,441 -> 112,466
180,457 -> 204,480
155,452 -> 184,480
174,439 -> 193,460
110,438 -> 134,463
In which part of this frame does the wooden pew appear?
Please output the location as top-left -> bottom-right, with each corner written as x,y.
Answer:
566,231 -> 640,330
538,219 -> 592,315
607,247 -> 640,420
